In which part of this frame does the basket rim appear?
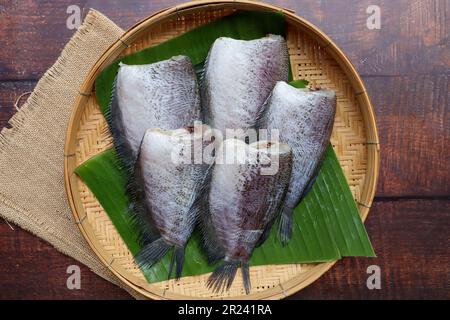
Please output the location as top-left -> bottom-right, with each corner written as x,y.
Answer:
64,0 -> 380,300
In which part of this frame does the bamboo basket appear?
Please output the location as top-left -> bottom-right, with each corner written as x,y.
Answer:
64,0 -> 379,299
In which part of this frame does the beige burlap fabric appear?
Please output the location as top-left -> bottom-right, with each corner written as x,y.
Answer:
0,9 -> 145,299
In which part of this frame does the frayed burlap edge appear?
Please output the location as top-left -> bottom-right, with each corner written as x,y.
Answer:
0,9 -> 145,299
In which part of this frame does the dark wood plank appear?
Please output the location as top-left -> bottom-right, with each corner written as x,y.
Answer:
292,0 -> 450,76
0,220 -> 131,300
287,199 -> 450,299
368,74 -> 450,197
0,81 -> 36,129
0,0 -> 173,81
0,0 -> 448,301
0,0 -> 448,80
1,200 -> 448,299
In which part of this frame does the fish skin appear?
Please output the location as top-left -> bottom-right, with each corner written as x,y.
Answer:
133,125 -> 211,278
257,81 -> 337,244
108,55 -> 201,172
201,35 -> 289,136
206,139 -> 292,293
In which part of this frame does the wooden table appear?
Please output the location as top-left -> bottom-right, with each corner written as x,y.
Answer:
0,0 -> 448,300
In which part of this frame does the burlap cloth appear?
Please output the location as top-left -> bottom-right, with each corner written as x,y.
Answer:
0,9 -> 146,299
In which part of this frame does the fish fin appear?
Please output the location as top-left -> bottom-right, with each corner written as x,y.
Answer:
102,75 -> 116,129
256,177 -> 291,248
105,75 -> 136,176
255,224 -> 273,248
199,45 -> 213,125
199,204 -> 224,264
241,261 -> 251,294
278,206 -> 294,246
135,237 -> 172,271
168,245 -> 185,280
104,118 -> 159,248
194,63 -> 205,83
185,162 -> 212,229
255,199 -> 279,248
199,48 -> 210,86
126,150 -> 161,246
206,259 -> 240,293
276,154 -> 321,246
299,174 -> 318,201
252,90 -> 273,131
196,164 -> 225,264
275,152 -> 299,246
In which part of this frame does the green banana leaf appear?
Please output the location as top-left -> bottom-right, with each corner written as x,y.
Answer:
76,145 -> 375,282
76,144 -> 374,283
78,10 -> 375,283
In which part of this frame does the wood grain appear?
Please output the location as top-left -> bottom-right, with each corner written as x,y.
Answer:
369,75 -> 450,197
0,220 -> 131,300
0,0 -> 448,300
0,0 -> 448,80
0,81 -> 36,129
1,200 -> 448,299
291,199 -> 450,300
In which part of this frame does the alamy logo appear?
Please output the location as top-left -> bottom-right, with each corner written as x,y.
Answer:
66,265 -> 81,290
66,5 -> 81,30
168,122 -> 282,176
366,265 -> 381,290
366,5 -> 381,30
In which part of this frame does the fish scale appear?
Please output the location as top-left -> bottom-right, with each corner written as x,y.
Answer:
257,81 -> 337,244
106,55 -> 203,278
133,125 -> 212,279
201,35 -> 289,138
107,55 -> 201,173
205,139 -> 292,294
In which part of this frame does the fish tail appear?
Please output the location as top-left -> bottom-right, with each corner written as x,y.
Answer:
278,206 -> 294,246
168,245 -> 185,280
206,259 -> 239,293
135,237 -> 171,270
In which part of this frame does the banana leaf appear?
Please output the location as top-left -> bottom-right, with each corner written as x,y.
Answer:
76,144 -> 374,283
78,10 -> 375,283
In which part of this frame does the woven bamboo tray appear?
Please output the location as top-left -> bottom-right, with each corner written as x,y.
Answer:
64,0 -> 379,300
